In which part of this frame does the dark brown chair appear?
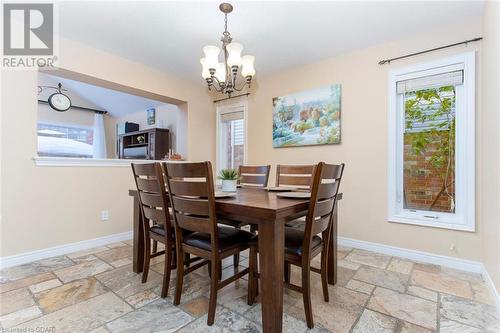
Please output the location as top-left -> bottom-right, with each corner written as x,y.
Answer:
163,161 -> 255,326
219,165 -> 271,267
276,164 -> 315,189
131,162 -> 175,298
248,162 -> 345,328
277,164 -> 315,228
238,165 -> 271,188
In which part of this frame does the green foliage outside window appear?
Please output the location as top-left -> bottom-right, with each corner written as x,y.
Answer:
404,85 -> 456,212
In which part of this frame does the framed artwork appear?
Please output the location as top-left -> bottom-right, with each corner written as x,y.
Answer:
146,108 -> 156,125
272,84 -> 341,148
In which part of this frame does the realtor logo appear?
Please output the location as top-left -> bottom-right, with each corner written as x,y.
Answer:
3,3 -> 53,55
2,3 -> 57,68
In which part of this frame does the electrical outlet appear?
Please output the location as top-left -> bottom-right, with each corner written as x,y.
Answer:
101,210 -> 109,221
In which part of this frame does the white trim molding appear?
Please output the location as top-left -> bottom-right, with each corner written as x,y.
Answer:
482,267 -> 500,315
387,52 -> 476,232
339,236 -> 483,273
0,231 -> 132,269
339,236 -> 500,312
215,100 -> 249,173
33,156 -> 187,167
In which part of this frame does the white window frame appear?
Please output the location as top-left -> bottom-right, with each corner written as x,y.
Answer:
215,100 -> 248,174
387,52 -> 475,232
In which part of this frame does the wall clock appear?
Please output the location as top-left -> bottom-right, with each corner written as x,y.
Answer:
48,91 -> 72,112
38,82 -> 72,112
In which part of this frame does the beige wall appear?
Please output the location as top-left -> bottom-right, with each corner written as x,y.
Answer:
245,20 -> 483,260
1,37 -> 213,257
481,1 -> 500,291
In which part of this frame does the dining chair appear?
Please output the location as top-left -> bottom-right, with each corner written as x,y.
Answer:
219,165 -> 271,267
238,165 -> 271,188
163,161 -> 255,326
276,164 -> 315,189
277,164 -> 315,228
131,162 -> 175,298
247,162 -> 345,328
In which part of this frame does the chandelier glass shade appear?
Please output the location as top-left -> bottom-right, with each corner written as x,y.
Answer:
200,3 -> 255,96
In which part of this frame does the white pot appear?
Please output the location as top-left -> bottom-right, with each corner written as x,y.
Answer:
221,179 -> 237,192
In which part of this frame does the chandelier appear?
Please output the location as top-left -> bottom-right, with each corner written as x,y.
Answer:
200,3 -> 255,97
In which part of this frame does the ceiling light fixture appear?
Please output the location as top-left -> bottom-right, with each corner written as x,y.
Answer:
200,3 -> 255,97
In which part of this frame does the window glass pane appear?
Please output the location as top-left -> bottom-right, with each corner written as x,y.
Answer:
403,85 -> 456,213
38,123 -> 94,158
220,117 -> 245,170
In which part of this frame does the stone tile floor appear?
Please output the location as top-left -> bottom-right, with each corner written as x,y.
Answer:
1,240 -> 499,332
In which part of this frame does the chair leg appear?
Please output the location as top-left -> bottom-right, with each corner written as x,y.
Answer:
207,259 -> 220,326
173,247 -> 185,306
247,246 -> 257,305
284,262 -> 291,283
302,264 -> 314,329
320,250 -> 329,302
233,226 -> 241,268
161,246 -> 173,298
142,238 -> 151,283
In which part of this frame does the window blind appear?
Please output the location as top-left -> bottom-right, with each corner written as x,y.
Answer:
220,110 -> 244,122
396,70 -> 463,94
233,119 -> 244,146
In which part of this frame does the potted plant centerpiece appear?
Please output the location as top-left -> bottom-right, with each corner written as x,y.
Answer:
218,168 -> 239,192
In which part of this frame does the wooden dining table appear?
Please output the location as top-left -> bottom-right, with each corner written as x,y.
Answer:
129,187 -> 342,333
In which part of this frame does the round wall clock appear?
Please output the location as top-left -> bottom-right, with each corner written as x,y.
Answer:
48,92 -> 71,112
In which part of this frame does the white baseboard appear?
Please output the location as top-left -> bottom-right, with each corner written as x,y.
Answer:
481,265 -> 500,314
0,231 -> 133,270
339,237 -> 500,311
338,236 -> 484,273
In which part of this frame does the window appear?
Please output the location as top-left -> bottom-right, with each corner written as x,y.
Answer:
388,52 -> 475,231
216,102 -> 247,173
37,123 -> 94,158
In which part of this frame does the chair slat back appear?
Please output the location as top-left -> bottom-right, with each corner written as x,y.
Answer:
303,162 -> 345,254
163,162 -> 218,246
276,164 -> 315,189
238,165 -> 271,188
131,163 -> 172,240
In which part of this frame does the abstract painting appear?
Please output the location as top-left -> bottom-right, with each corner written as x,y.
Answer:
272,84 -> 341,148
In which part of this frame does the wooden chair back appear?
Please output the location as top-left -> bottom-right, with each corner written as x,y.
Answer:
302,162 -> 345,255
131,162 -> 173,241
162,162 -> 219,250
238,165 -> 271,188
276,164 -> 315,189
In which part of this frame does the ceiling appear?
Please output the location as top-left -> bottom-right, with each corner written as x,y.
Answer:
58,1 -> 484,83
39,72 -> 169,117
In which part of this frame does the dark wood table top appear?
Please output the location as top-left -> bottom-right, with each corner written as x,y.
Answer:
129,187 -> 342,225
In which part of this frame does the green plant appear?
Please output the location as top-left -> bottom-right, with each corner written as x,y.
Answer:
217,168 -> 240,181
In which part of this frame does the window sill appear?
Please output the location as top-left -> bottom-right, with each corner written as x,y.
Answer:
33,156 -> 185,167
388,215 -> 475,232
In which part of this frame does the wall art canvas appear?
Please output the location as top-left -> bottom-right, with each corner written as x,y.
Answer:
272,84 -> 341,148
146,108 -> 156,125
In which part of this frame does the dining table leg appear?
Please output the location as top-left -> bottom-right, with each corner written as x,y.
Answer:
259,221 -> 285,333
132,193 -> 144,274
327,203 -> 338,285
